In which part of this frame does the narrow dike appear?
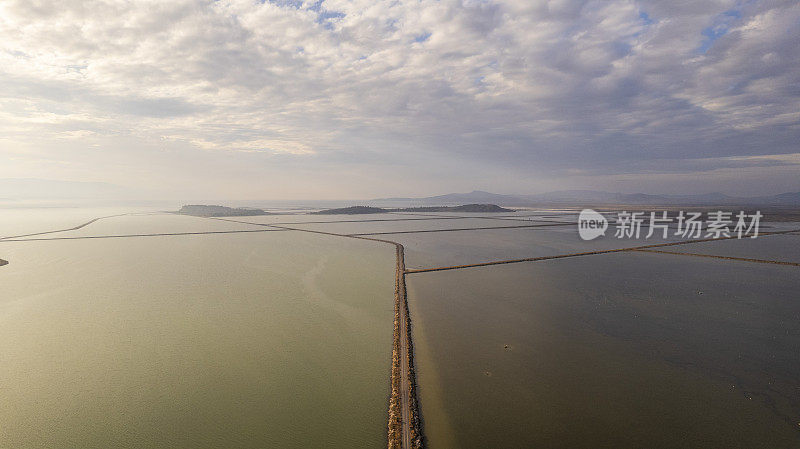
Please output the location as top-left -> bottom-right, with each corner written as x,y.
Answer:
388,244 -> 424,449
1,213 -> 430,446
0,214 -> 130,241
215,218 -> 426,448
387,247 -> 403,447
400,245 -> 424,448
146,216 -> 426,448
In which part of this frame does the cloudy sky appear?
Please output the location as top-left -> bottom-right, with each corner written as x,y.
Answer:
1,0 -> 798,200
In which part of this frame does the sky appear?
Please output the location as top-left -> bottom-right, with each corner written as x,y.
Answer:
0,0 -> 799,200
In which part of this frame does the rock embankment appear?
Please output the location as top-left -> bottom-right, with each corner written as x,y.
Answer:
387,271 -> 403,448
387,244 -> 423,449
403,275 -> 424,447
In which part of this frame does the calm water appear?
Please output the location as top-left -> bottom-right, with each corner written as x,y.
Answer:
407,251 -> 800,448
4,208 -> 798,448
664,233 -> 800,263
0,212 -> 395,448
390,225 -> 692,269
0,207 -> 152,239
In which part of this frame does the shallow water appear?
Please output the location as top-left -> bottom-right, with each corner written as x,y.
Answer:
390,225 -> 691,269
286,217 -> 545,235
4,208 -> 797,448
0,214 -> 395,448
407,251 -> 800,448
660,232 -> 800,263
0,207 -> 154,239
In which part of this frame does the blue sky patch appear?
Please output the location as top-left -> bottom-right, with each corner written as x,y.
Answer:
698,8 -> 743,54
413,32 -> 432,43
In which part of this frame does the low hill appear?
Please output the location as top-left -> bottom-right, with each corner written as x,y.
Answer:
373,190 -> 800,207
311,206 -> 387,215
177,205 -> 271,217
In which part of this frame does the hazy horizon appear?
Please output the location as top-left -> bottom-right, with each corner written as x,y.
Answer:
3,177 -> 800,206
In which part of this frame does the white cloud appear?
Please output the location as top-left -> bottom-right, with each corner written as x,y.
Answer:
0,0 -> 798,198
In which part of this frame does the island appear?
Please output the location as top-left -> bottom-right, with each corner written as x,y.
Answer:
313,206 -> 388,215
176,205 -> 272,217
312,203 -> 514,214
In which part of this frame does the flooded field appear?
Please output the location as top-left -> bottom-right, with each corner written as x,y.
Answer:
2,207 -> 798,448
655,234 -> 800,264
390,226 -> 690,269
286,217 -> 550,235
407,250 -> 800,448
0,213 -> 394,449
0,207 -> 151,239
43,213 -> 265,237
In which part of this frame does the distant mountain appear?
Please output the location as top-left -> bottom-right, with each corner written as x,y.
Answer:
372,190 -> 800,206
407,204 -> 513,213
376,190 -> 522,204
750,191 -> 800,205
312,204 -> 514,215
528,190 -> 620,203
536,191 -> 799,206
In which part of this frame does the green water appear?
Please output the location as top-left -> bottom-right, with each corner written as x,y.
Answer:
0,214 -> 395,448
408,251 -> 800,448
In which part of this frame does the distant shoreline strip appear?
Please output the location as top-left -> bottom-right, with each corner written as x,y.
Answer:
213,215 -> 571,226
405,228 -> 800,273
387,211 -> 576,223
631,249 -> 800,267
405,247 -> 641,273
0,214 -> 131,241
350,222 -> 573,236
0,228 -> 288,242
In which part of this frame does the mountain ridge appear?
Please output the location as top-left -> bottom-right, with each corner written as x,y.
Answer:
372,190 -> 800,206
